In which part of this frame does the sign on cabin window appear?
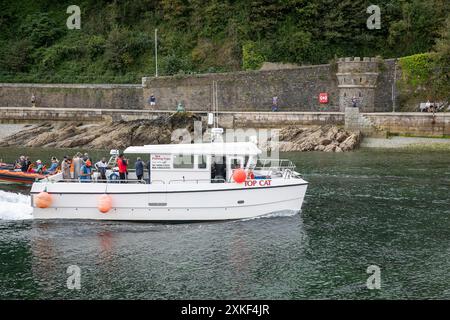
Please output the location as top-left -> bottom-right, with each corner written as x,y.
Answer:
173,154 -> 194,169
151,154 -> 171,169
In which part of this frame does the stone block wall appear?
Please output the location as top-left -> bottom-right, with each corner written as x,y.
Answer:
0,83 -> 143,109
0,58 -> 398,112
142,65 -> 340,112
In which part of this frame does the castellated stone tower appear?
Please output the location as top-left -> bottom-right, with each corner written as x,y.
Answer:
336,57 -> 380,112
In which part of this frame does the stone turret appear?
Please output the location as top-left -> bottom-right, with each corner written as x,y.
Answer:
336,57 -> 380,112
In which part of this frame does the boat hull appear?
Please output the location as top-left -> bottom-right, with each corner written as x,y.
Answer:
31,180 -> 308,221
0,170 -> 45,184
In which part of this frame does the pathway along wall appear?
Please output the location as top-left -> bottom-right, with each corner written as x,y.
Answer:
0,59 -> 397,112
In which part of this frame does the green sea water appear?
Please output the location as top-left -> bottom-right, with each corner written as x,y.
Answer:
0,147 -> 449,299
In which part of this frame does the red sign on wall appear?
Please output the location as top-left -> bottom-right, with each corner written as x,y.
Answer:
319,93 -> 328,104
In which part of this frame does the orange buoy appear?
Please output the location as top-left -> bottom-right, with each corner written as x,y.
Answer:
233,169 -> 247,183
98,194 -> 112,213
35,192 -> 52,208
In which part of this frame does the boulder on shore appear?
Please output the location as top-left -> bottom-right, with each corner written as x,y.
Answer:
275,125 -> 361,152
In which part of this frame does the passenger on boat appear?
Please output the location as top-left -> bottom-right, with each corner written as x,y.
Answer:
15,156 -> 25,171
61,156 -> 71,180
79,159 -> 93,182
117,154 -> 128,182
47,157 -> 59,174
24,156 -> 32,172
135,157 -> 144,181
34,160 -> 44,174
72,153 -> 82,180
146,160 -> 151,183
95,157 -> 108,181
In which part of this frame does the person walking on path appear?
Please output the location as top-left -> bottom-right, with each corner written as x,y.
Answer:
271,96 -> 279,112
148,94 -> 156,107
31,93 -> 36,108
351,96 -> 358,108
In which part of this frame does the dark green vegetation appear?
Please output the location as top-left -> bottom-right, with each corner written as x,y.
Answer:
0,0 -> 448,83
398,17 -> 450,106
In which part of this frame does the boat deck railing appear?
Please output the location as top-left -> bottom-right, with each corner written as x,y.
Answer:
251,158 -> 300,179
168,178 -> 226,184
37,178 -> 162,184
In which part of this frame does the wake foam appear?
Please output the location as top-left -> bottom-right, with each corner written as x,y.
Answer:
0,190 -> 33,220
240,210 -> 299,222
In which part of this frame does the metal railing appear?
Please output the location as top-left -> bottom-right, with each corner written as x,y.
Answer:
37,177 -> 168,184
37,178 -> 147,184
250,158 -> 300,179
168,178 -> 226,184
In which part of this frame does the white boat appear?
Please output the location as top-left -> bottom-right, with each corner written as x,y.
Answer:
30,141 -> 308,221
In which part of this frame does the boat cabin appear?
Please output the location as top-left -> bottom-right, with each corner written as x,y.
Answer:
124,142 -> 262,184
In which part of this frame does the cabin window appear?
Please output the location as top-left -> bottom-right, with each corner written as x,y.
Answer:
197,155 -> 207,169
230,158 -> 242,169
173,154 -> 194,169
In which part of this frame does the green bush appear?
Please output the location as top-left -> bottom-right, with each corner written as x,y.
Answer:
242,41 -> 266,70
19,13 -> 64,47
399,53 -> 437,87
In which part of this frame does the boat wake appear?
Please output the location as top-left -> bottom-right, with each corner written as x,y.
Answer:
0,190 -> 33,220
240,210 -> 299,222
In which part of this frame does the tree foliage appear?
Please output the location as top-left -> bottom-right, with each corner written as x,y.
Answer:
0,0 -> 448,83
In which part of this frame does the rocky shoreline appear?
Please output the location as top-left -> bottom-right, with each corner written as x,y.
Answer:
277,125 -> 362,152
0,114 -> 361,152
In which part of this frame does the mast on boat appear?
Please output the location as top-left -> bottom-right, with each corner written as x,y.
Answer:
209,80 -> 223,143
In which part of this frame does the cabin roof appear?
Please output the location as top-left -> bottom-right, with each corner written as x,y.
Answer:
124,142 -> 262,156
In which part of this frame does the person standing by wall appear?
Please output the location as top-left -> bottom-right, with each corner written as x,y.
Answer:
351,96 -> 358,108
271,96 -> 279,112
148,94 -> 156,107
31,93 -> 36,108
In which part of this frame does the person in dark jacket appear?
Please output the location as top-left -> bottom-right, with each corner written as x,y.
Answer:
135,157 -> 144,181
146,160 -> 151,183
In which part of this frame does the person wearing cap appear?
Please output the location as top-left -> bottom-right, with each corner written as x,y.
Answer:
79,159 -> 93,182
35,160 -> 44,174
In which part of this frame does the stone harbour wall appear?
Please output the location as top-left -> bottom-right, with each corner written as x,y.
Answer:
0,58 -> 398,112
142,65 -> 340,112
0,83 -> 143,109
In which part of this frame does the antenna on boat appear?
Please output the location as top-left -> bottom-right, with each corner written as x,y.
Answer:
209,80 -> 223,142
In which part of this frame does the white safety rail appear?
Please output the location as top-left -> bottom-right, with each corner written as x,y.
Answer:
251,158 -> 301,179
